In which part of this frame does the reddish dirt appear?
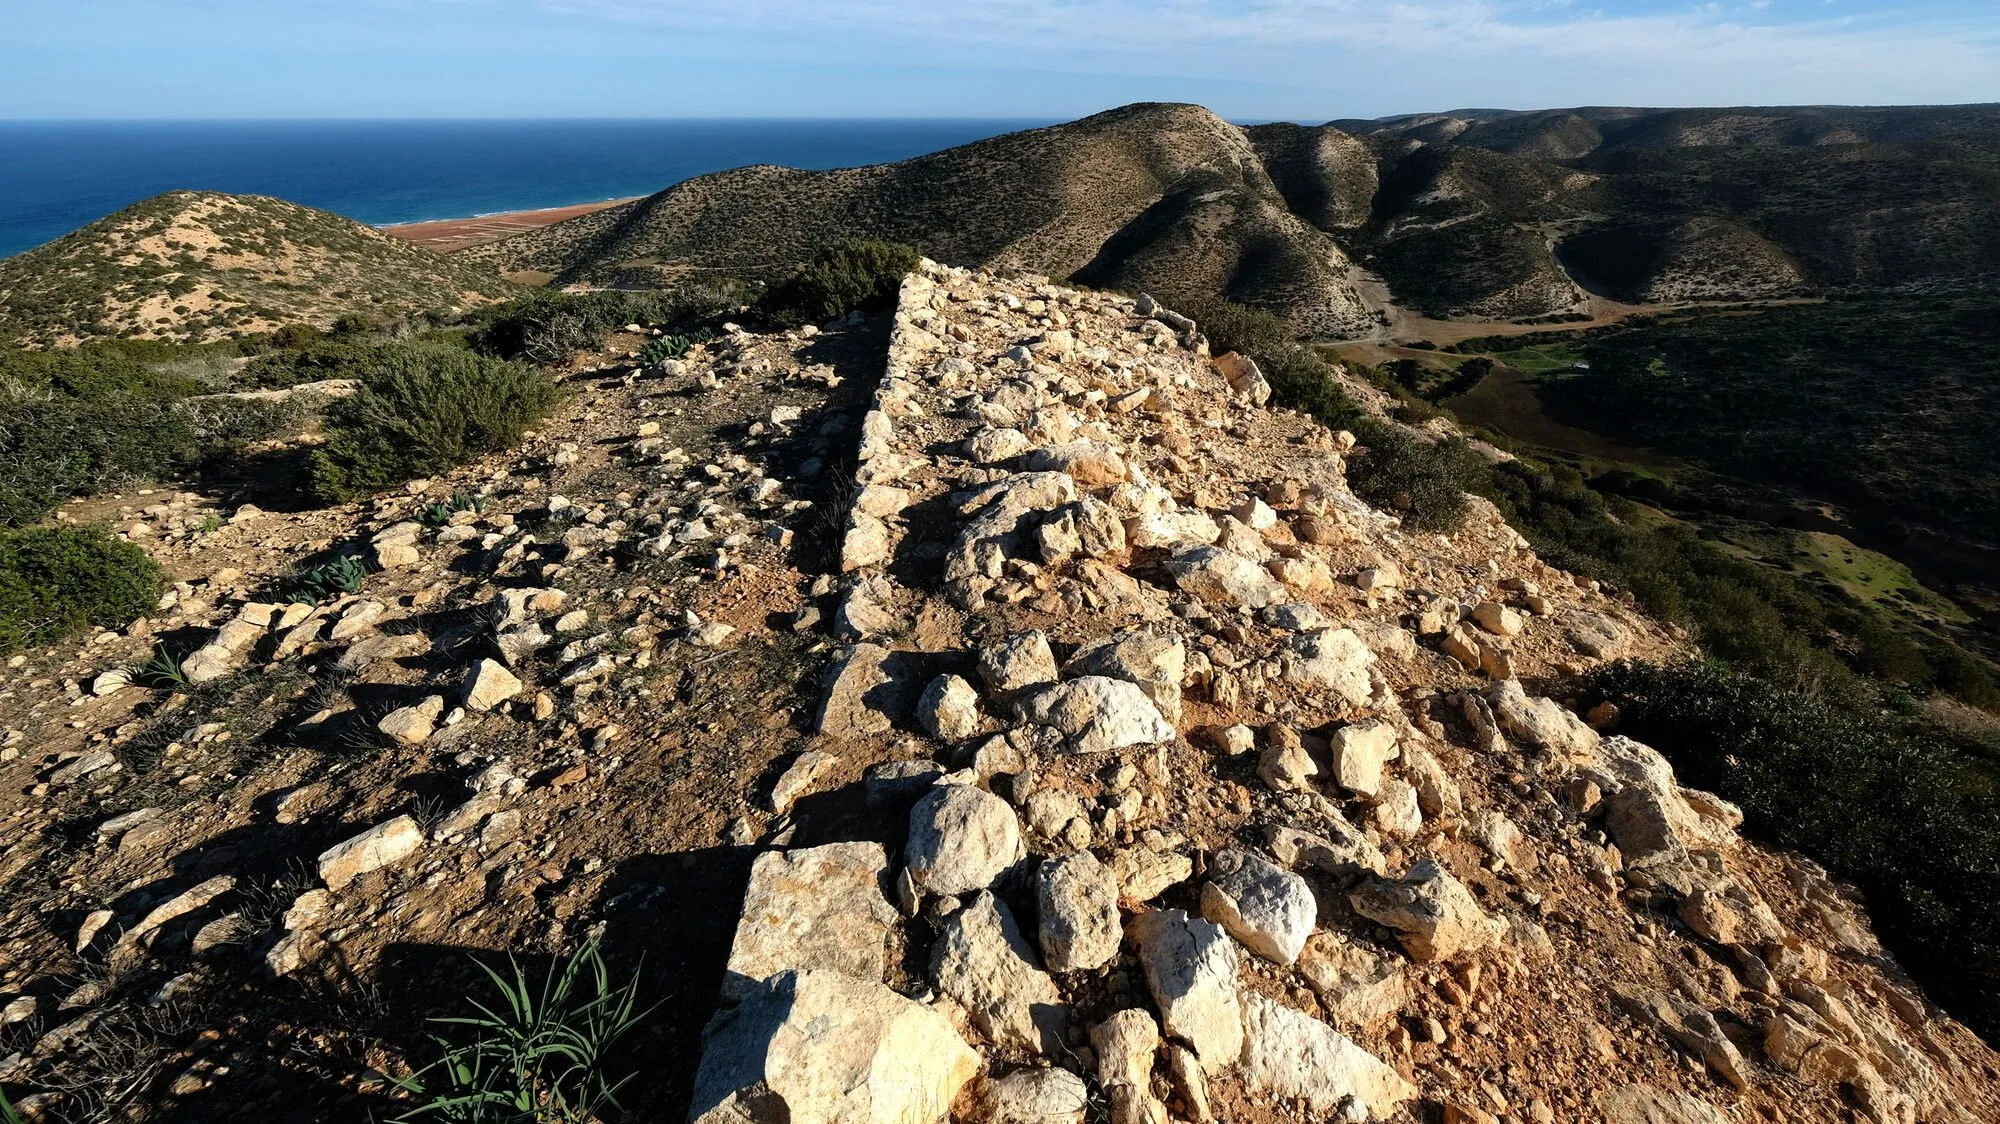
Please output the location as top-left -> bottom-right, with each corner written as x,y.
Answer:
381,199 -> 638,255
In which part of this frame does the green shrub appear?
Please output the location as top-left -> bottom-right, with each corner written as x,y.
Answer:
1346,422 -> 1477,532
0,396 -> 200,528
303,345 -> 559,504
468,288 -> 745,362
637,330 -> 711,366
0,525 -> 162,652
1580,658 -> 2000,1039
760,239 -> 921,328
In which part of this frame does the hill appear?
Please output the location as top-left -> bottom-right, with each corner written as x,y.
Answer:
0,191 -> 514,347
467,103 -> 1383,338
476,101 -> 2000,334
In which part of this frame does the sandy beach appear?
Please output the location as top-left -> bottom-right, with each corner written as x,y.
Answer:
381,197 -> 637,252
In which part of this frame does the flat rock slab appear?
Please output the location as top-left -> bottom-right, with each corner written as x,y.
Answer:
1238,992 -> 1417,1117
689,968 -> 979,1124
819,643 -> 897,738
318,815 -> 424,892
723,843 -> 898,1002
1129,908 -> 1243,1073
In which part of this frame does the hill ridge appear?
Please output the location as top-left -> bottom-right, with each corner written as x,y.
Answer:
0,190 -> 514,347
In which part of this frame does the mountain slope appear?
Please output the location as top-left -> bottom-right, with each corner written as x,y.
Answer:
471,101 -> 2000,336
470,103 -> 1382,337
0,191 -> 514,346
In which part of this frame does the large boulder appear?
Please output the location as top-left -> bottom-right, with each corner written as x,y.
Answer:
931,891 -> 1066,1056
1017,677 -> 1175,755
1128,909 -> 1243,1073
906,786 -> 1024,896
1063,633 -> 1186,723
1486,680 -> 1598,762
1199,848 -> 1316,966
688,969 -> 979,1124
1237,993 -> 1417,1118
1348,859 -> 1504,963
723,843 -> 898,1001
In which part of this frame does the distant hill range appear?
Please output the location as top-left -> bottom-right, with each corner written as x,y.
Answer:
475,101 -> 2000,334
0,191 -> 512,347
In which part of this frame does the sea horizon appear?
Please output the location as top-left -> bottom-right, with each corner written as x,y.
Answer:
0,117 -> 1059,259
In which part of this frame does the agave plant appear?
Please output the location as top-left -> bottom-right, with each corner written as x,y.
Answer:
637,329 -> 712,367
420,493 -> 486,527
288,555 -> 370,605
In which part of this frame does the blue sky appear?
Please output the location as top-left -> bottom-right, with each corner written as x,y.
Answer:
5,1 -> 1997,120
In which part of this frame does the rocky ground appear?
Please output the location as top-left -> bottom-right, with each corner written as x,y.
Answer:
2,264 -> 1996,1124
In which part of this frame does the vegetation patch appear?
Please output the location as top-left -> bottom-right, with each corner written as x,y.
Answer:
759,239 -> 921,328
0,525 -> 162,652
303,345 -> 561,504
1580,658 -> 2000,1040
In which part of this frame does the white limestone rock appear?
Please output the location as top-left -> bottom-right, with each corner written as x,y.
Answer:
1200,848 -> 1316,966
688,969 -> 979,1124
723,843 -> 898,1001
1164,546 -> 1287,609
1237,993 -> 1417,1118
1038,852 -> 1122,973
1128,909 -> 1243,1073
932,891 -> 1067,1056
1017,676 -> 1175,755
318,816 -> 424,892
906,785 -> 1025,896
1348,858 -> 1505,964
1284,629 -> 1376,708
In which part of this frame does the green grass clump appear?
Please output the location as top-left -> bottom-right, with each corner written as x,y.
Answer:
760,238 -> 920,328
1581,658 -> 2000,1040
303,345 -> 560,505
389,939 -> 648,1124
0,525 -> 162,652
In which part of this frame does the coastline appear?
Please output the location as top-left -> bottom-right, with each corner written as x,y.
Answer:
381,196 -> 639,253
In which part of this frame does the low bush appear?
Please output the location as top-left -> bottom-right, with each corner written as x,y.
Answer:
0,396 -> 199,527
469,287 -> 747,363
0,525 -> 162,652
760,239 -> 921,328
287,555 -> 370,604
1580,658 -> 2000,1039
303,345 -> 560,504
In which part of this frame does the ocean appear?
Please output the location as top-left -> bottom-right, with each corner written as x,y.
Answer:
0,118 -> 1053,260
